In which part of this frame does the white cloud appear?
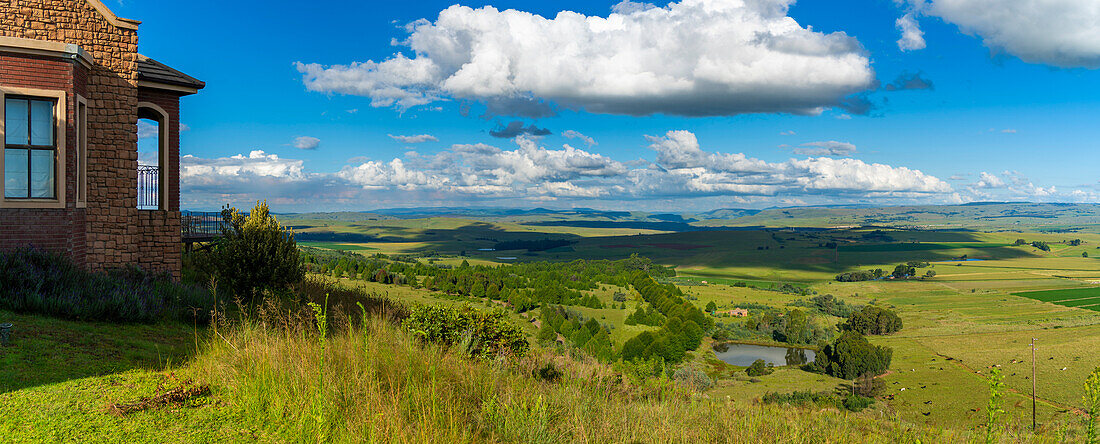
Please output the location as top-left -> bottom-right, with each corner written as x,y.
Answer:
296,0 -> 875,117
182,150 -> 307,185
562,130 -> 597,146
388,134 -> 438,144
975,171 -> 1005,188
895,12 -> 926,51
293,136 -> 321,150
792,141 -> 858,157
137,120 -> 158,139
182,131 -> 959,211
902,0 -> 1100,68
779,130 -> 796,136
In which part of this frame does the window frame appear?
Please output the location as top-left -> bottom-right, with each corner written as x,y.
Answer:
0,87 -> 67,209
75,95 -> 87,208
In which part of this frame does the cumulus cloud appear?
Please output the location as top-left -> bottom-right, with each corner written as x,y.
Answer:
975,171 -> 1005,188
490,121 -> 552,139
296,0 -> 875,117
562,130 -> 597,146
895,12 -> 926,51
182,131 -> 961,211
638,130 -> 948,197
793,141 -> 858,156
389,134 -> 438,143
293,136 -> 321,150
885,71 -> 934,91
899,0 -> 1100,68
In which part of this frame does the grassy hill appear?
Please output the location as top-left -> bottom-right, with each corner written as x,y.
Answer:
0,304 -> 1070,443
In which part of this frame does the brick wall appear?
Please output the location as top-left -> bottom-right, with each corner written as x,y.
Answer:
1,0 -> 183,278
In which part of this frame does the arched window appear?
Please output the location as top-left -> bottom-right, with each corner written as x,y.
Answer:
136,103 -> 168,210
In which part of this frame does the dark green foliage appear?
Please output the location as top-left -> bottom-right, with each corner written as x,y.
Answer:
612,292 -> 628,302
808,331 -> 893,379
746,359 -> 773,376
843,394 -> 875,412
533,362 -> 562,383
624,305 -> 666,326
892,264 -> 916,278
843,305 -> 903,335
539,305 -> 615,361
1014,239 -> 1027,246
792,294 -> 858,318
1032,241 -> 1051,251
402,304 -> 529,359
924,270 -> 937,278
835,269 -> 885,282
0,248 -> 211,323
210,201 -> 305,300
620,273 -> 712,364
705,301 -> 717,313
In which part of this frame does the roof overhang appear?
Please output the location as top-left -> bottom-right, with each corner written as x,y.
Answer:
136,55 -> 206,96
0,36 -> 94,69
137,80 -> 201,95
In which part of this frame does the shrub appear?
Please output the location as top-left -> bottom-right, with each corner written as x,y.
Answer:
672,365 -> 713,391
1084,366 -> 1100,443
807,331 -> 893,379
612,292 -> 627,302
746,359 -> 774,377
843,305 -> 903,335
533,362 -> 563,383
0,248 -> 211,323
402,304 -> 529,359
843,394 -> 874,412
208,201 -> 304,301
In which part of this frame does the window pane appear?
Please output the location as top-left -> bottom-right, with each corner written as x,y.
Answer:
30,150 -> 54,198
30,100 -> 54,146
4,149 -> 28,198
5,99 -> 28,145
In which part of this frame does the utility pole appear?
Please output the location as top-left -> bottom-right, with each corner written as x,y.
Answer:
1031,338 -> 1038,431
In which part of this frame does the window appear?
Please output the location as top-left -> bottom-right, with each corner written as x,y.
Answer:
76,97 -> 87,207
4,97 -> 57,199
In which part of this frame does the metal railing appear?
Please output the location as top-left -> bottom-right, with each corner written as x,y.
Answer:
137,164 -> 160,210
182,211 -> 225,241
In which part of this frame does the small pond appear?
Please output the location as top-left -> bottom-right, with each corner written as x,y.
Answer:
712,343 -> 816,367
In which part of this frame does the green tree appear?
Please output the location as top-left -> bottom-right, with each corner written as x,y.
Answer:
212,201 -> 304,300
1085,366 -> 1100,444
705,301 -> 717,313
746,359 -> 773,376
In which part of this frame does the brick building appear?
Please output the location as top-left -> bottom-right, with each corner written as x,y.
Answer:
1,0 -> 203,278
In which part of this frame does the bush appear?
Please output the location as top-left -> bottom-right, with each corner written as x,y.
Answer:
843,394 -> 874,412
843,305 -> 903,335
402,304 -> 529,359
0,248 -> 211,323
808,331 -> 893,379
746,359 -> 774,377
672,365 -> 713,391
208,201 -> 304,301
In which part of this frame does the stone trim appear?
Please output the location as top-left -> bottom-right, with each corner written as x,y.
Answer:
0,86 -> 68,209
84,0 -> 141,30
0,36 -> 94,69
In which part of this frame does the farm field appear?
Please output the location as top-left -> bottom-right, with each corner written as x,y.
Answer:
300,214 -> 1100,432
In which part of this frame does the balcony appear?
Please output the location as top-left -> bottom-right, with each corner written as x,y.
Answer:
137,164 -> 160,210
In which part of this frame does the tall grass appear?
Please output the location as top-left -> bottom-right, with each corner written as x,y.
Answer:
0,248 -> 211,323
190,303 -> 1059,443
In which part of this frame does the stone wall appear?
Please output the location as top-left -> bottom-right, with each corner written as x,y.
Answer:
1,0 -> 184,278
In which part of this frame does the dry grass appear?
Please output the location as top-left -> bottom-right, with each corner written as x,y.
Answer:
189,306 -> 1065,443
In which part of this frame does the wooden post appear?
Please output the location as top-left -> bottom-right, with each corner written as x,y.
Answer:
1031,338 -> 1037,431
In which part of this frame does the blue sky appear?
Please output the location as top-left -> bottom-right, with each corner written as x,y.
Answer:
116,0 -> 1100,212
